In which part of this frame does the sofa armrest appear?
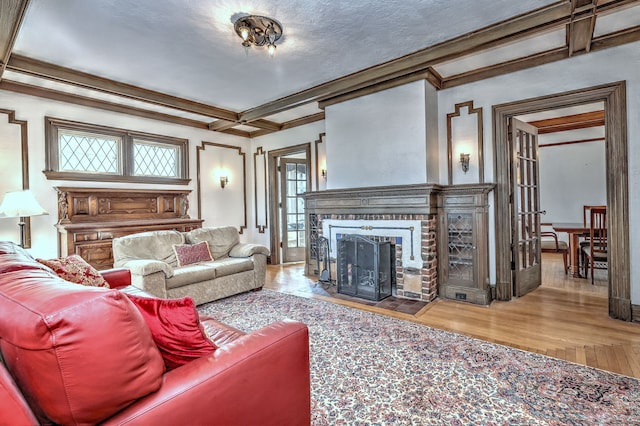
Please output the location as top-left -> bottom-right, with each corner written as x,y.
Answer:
229,243 -> 270,258
102,320 -> 310,426
119,259 -> 174,278
100,268 -> 131,289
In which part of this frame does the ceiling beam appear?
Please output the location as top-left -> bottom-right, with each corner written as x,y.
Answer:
318,68 -> 439,109
0,79 -> 213,129
441,23 -> 640,90
248,112 -> 325,138
567,0 -> 597,55
6,54 -> 239,122
0,0 -> 29,79
529,110 -> 605,133
239,1 -> 575,122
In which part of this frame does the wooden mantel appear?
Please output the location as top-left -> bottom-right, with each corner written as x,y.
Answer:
303,183 -> 495,215
55,187 -> 203,269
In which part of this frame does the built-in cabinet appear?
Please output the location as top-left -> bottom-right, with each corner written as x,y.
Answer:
437,185 -> 493,305
55,187 -> 202,270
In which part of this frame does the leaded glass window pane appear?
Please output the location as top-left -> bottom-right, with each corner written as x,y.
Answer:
133,140 -> 179,177
58,131 -> 120,174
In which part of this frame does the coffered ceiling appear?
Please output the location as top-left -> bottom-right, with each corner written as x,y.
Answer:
0,0 -> 638,138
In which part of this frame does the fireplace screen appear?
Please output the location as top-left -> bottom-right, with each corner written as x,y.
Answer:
336,235 -> 393,301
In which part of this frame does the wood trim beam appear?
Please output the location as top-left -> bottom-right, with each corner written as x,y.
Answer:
218,128 -> 251,138
0,0 -> 29,79
6,54 -> 239,121
539,137 -> 604,147
208,119 -> 238,131
239,1 -> 574,122
529,110 -> 605,133
442,47 -> 569,90
0,80 -> 212,129
318,69 -> 438,109
249,112 -> 325,138
567,0 -> 597,56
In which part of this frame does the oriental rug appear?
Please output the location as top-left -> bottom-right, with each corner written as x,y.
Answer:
198,290 -> 640,425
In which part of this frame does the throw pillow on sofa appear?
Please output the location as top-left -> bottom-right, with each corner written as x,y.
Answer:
125,294 -> 218,370
36,254 -> 109,288
173,241 -> 214,266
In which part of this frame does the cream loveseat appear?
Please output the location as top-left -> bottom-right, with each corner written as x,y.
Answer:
112,226 -> 269,305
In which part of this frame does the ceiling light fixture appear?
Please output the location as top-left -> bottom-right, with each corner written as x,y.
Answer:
234,15 -> 283,57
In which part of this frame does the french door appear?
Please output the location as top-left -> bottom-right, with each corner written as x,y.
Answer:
511,118 -> 542,297
280,158 -> 307,263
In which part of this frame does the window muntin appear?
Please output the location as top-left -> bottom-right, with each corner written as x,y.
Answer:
45,117 -> 189,184
133,139 -> 180,178
58,130 -> 122,174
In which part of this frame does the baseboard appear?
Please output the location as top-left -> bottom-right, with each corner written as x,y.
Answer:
631,304 -> 640,323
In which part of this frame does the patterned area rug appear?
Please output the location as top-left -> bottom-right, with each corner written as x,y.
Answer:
198,290 -> 640,425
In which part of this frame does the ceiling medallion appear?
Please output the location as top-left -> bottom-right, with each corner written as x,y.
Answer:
234,15 -> 283,57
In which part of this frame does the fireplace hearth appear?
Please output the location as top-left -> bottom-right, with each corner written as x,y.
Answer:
336,234 -> 394,301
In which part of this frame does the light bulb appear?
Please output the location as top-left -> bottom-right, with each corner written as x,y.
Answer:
239,26 -> 250,41
267,43 -> 276,57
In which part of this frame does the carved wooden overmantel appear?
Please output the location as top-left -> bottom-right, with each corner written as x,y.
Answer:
55,187 -> 203,269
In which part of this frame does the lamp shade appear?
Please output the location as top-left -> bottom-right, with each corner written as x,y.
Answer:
0,190 -> 48,218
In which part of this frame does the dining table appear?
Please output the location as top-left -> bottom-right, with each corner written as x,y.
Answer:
552,222 -> 589,278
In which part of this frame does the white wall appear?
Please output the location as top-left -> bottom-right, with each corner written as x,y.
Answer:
438,40 -> 640,301
324,80 -> 434,189
538,127 -> 606,226
250,121 -> 325,248
0,91 -> 247,259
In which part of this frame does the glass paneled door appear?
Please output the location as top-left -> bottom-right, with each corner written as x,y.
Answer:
280,158 -> 307,262
511,117 -> 542,297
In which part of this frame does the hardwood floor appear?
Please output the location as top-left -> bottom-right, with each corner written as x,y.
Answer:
265,253 -> 640,379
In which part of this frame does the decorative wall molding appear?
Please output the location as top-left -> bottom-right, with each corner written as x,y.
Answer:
446,100 -> 484,185
314,132 -> 325,190
253,146 -> 267,233
196,142 -> 247,234
0,109 -> 31,247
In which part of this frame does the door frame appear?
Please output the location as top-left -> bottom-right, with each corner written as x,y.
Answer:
493,81 -> 630,320
267,143 -> 311,265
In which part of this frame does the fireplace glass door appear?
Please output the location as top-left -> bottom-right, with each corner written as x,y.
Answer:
337,235 -> 392,301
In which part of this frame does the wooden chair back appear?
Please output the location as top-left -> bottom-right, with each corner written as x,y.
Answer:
589,207 -> 607,255
583,205 -> 606,226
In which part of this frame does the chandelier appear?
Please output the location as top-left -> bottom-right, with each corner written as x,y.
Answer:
234,15 -> 283,57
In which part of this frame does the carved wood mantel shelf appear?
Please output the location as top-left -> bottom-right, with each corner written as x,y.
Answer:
55,187 -> 203,269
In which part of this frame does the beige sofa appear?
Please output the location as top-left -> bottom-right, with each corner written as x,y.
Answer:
112,226 -> 269,305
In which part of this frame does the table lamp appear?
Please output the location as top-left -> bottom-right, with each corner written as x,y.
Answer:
0,190 -> 48,247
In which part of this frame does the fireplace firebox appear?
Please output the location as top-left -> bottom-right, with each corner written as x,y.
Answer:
336,235 -> 394,301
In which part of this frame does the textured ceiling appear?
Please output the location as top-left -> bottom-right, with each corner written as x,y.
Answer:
13,0 -> 559,112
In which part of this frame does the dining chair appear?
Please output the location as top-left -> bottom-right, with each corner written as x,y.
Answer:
540,223 -> 568,274
581,207 -> 607,284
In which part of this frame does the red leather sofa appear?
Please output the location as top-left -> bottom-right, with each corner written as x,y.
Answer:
0,242 -> 310,425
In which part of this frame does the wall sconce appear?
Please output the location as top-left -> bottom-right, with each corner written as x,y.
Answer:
459,153 -> 471,173
220,176 -> 229,188
321,169 -> 327,180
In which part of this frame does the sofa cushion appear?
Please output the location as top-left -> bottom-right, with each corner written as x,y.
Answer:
36,254 -> 110,288
165,263 -> 218,289
113,230 -> 185,268
125,295 -> 218,370
185,226 -> 239,259
212,257 -> 255,278
173,241 -> 214,266
0,268 -> 165,425
200,316 -> 246,347
0,360 -> 38,426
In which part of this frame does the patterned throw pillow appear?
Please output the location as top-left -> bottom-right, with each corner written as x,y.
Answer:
125,294 -> 218,370
36,254 -> 110,288
173,241 -> 213,266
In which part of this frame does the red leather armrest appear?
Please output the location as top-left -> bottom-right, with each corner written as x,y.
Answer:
100,268 -> 131,288
103,320 -> 311,426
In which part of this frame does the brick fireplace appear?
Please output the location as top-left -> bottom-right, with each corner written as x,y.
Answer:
303,184 -> 441,302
